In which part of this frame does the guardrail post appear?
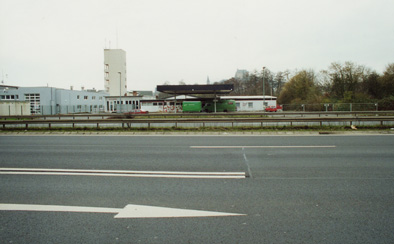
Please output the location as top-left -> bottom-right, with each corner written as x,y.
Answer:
49,123 -> 51,129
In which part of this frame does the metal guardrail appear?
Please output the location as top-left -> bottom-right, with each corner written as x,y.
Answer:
1,116 -> 394,129
1,111 -> 394,121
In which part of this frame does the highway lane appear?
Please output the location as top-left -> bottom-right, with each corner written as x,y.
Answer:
0,134 -> 393,243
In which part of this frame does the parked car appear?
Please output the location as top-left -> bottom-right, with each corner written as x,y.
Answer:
265,105 -> 283,112
122,109 -> 149,118
127,109 -> 148,114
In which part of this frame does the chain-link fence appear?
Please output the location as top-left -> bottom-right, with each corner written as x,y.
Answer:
31,104 -> 139,115
281,103 -> 378,112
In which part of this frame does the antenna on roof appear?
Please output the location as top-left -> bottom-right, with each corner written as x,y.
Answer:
116,28 -> 119,49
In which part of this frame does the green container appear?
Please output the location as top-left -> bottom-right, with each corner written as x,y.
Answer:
182,101 -> 202,112
203,100 -> 236,112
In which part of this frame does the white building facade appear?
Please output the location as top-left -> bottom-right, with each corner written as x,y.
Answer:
104,49 -> 127,97
221,96 -> 278,112
0,85 -> 108,115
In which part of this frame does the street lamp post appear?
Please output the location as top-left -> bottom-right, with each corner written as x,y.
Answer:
118,72 -> 121,113
262,67 -> 266,111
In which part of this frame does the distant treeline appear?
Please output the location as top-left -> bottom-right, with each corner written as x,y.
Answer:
218,62 -> 394,110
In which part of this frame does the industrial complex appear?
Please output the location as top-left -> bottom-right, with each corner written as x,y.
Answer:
1,49 -> 277,116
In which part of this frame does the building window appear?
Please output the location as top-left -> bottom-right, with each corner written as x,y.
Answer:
24,93 -> 41,114
84,96 -> 88,100
77,95 -> 80,100
248,102 -> 253,108
105,64 -> 109,70
92,96 -> 96,100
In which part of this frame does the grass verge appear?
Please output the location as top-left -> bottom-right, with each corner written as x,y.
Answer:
1,125 -> 393,133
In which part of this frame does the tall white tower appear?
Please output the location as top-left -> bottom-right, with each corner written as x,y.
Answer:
104,49 -> 127,96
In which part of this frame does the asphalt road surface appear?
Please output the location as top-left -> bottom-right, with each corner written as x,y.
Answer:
0,134 -> 393,243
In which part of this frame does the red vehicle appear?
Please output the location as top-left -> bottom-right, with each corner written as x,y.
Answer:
265,105 -> 283,112
121,110 -> 149,118
124,109 -> 149,115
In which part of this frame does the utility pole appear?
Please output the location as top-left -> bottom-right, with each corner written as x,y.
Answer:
118,72 -> 122,113
262,67 -> 266,111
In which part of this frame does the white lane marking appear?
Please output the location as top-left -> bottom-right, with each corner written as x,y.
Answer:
0,204 -> 120,213
191,145 -> 336,149
0,168 -> 245,179
0,204 -> 246,218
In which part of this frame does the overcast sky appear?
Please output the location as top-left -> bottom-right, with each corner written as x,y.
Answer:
1,0 -> 393,91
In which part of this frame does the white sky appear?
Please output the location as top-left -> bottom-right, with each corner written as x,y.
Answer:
1,0 -> 393,91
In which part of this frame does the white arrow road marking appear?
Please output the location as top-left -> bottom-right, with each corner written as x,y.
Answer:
0,168 -> 245,179
0,204 -> 246,218
191,145 -> 336,149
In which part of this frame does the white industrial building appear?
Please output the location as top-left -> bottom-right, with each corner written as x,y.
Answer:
104,49 -> 127,97
1,49 -> 152,115
221,96 -> 278,111
0,85 -> 108,115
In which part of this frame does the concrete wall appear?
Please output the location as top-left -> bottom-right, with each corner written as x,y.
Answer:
0,101 -> 31,116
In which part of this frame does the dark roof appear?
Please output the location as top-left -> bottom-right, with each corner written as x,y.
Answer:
156,84 -> 234,98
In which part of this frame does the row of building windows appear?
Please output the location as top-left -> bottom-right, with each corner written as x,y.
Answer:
112,100 -> 139,105
0,95 -> 19,100
1,94 -> 103,101
141,102 -> 181,106
76,95 -> 103,100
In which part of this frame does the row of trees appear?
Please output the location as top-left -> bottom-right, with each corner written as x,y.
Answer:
219,62 -> 394,110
